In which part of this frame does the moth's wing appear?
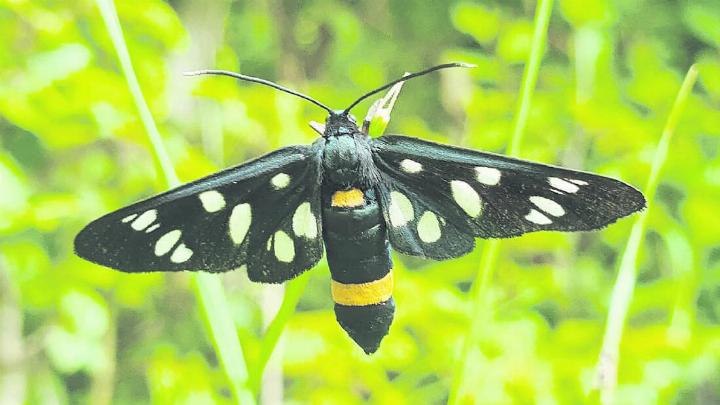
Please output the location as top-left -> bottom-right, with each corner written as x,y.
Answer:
371,135 -> 646,259
74,141 -> 325,283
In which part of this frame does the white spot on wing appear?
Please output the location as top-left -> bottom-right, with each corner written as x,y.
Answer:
417,211 -> 442,243
388,191 -> 414,227
170,243 -> 193,263
199,190 -> 226,212
450,180 -> 482,218
568,179 -> 588,185
475,167 -> 501,186
131,210 -> 157,231
530,196 -> 565,217
525,209 -> 552,225
549,177 -> 580,193
400,159 -> 423,173
292,202 -> 317,239
121,214 -> 138,223
155,230 -> 182,256
145,224 -> 160,233
229,203 -> 252,245
271,173 -> 291,190
273,231 -> 294,263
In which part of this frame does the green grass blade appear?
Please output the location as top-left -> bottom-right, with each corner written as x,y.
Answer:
594,65 -> 699,404
250,272 -> 311,393
448,0 -> 554,403
95,1 -> 255,403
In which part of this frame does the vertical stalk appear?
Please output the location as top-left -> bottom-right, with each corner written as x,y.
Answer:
0,264 -> 26,405
95,1 -> 255,403
594,65 -> 698,404
448,0 -> 554,403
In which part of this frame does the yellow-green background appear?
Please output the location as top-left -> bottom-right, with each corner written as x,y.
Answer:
1,0 -> 719,404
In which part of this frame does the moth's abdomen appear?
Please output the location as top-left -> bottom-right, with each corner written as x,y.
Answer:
322,188 -> 394,354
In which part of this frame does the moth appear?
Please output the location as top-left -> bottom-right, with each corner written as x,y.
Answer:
75,63 -> 646,354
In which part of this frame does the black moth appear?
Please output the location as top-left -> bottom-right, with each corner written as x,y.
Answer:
75,63 -> 646,354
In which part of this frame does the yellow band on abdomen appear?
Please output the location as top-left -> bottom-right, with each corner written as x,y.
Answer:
331,271 -> 394,306
331,188 -> 365,208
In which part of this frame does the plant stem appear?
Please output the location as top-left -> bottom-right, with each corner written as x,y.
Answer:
95,1 -> 255,403
594,65 -> 698,404
250,272 -> 311,393
448,0 -> 554,403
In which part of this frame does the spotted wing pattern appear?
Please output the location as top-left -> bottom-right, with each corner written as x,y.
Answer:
372,135 -> 646,259
75,142 -> 325,283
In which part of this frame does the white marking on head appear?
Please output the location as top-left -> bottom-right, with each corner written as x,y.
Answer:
155,230 -> 182,256
273,231 -> 294,263
400,159 -> 423,173
548,177 -> 579,193
309,121 -> 326,135
529,196 -> 566,217
145,224 -> 160,233
525,209 -> 552,225
228,203 -> 252,245
475,167 -> 501,186
292,202 -> 317,239
568,178 -> 588,185
199,190 -> 226,212
121,213 -> 138,223
450,180 -> 482,218
388,191 -> 414,227
131,210 -> 157,231
170,243 -> 193,263
417,211 -> 442,243
271,173 -> 291,190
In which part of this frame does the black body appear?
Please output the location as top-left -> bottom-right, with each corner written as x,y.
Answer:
75,67 -> 647,354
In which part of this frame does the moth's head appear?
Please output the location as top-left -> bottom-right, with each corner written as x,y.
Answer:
310,111 -> 359,138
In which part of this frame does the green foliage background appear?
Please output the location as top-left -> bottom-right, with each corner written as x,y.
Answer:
1,0 -> 719,403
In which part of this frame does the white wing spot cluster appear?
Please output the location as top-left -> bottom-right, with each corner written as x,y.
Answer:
475,166 -> 501,186
145,224 -> 160,233
271,173 -> 291,190
388,191 -> 414,227
228,203 -> 252,245
450,180 -> 482,218
292,202 -> 317,239
417,211 -> 442,243
529,196 -> 566,217
199,190 -> 226,212
548,177 -> 586,194
400,159 -> 423,173
152,229 -> 193,263
525,196 -> 566,225
130,210 -> 157,231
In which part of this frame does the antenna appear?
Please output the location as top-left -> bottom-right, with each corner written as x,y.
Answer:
342,62 -> 476,114
183,70 -> 334,114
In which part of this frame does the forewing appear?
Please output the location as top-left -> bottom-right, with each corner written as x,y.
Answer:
75,142 -> 325,283
372,135 -> 645,259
